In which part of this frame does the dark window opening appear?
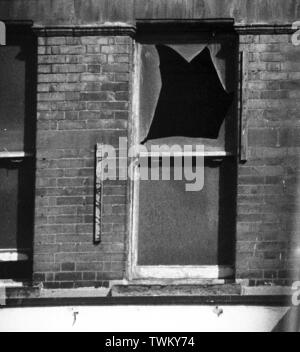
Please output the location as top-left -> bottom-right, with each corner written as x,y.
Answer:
144,45 -> 234,143
138,34 -> 238,153
0,26 -> 37,281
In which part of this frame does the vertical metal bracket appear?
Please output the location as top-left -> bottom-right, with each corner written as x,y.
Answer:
239,51 -> 249,163
94,144 -> 106,244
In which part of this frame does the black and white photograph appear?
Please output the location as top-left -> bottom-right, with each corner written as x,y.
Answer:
0,0 -> 300,334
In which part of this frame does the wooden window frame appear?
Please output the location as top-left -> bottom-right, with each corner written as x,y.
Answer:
127,39 -> 239,282
0,22 -> 35,264
0,154 -> 34,262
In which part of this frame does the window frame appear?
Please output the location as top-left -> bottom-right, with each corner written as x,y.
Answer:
127,39 -> 238,282
0,154 -> 34,263
0,23 -> 35,264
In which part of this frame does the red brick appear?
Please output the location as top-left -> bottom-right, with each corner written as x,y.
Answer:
61,263 -> 76,271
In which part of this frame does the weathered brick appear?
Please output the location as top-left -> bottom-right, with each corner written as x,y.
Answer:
61,263 -> 75,272
79,111 -> 101,120
65,55 -> 84,64
46,37 -> 67,46
52,46 -> 86,55
82,55 -> 107,64
260,52 -> 285,62
38,55 -> 66,64
55,272 -> 83,281
80,92 -> 113,101
81,73 -> 109,82
101,45 -> 130,54
86,45 -> 101,54
38,65 -> 52,73
83,272 -> 96,281
248,128 -> 278,147
102,64 -> 129,73
87,64 -> 101,73
87,101 -> 128,110
52,64 -> 86,73
81,37 -> 109,45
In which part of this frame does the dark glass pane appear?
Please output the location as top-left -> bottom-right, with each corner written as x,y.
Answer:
0,164 -> 18,249
0,32 -> 36,152
0,159 -> 35,250
138,158 -> 237,266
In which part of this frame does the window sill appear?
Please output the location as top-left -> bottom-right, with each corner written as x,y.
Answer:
0,249 -> 30,262
0,152 -> 34,159
131,265 -> 234,280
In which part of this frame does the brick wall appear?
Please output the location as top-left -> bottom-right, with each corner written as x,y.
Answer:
34,35 -> 133,289
33,31 -> 300,289
236,34 -> 300,286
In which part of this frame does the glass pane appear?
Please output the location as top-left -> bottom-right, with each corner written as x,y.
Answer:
138,158 -> 236,266
0,32 -> 36,152
0,159 -> 35,250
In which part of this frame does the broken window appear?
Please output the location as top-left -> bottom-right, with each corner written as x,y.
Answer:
142,45 -> 234,142
0,27 -> 36,280
132,29 -> 238,279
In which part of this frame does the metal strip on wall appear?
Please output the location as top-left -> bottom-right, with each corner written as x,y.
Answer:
94,144 -> 105,244
239,51 -> 249,162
